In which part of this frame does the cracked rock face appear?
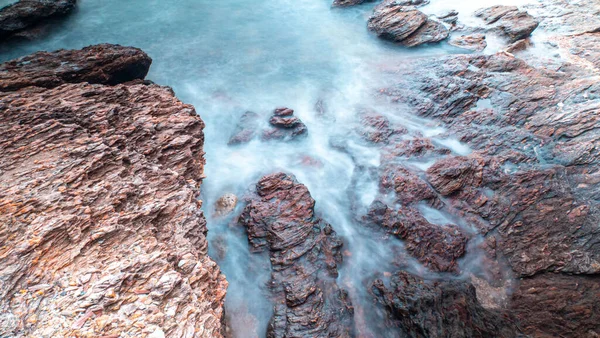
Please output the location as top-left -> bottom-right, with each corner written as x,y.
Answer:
0,46 -> 226,337
0,0 -> 77,41
238,173 -> 354,338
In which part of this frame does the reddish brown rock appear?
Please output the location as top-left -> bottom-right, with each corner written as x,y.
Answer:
510,273 -> 600,337
0,0 -> 76,41
371,271 -> 520,337
262,107 -> 308,141
238,173 -> 354,337
365,201 -> 467,273
449,34 -> 487,52
0,44 -> 152,91
402,19 -> 449,47
0,80 -> 226,336
475,5 -> 539,42
368,4 -> 428,42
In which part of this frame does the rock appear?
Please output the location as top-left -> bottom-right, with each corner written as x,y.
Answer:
214,193 -> 238,217
475,5 -> 539,42
438,10 -> 458,19
510,273 -> 600,337
0,46 -> 226,337
474,5 -> 518,24
497,10 -> 540,42
368,4 -> 428,42
365,201 -> 468,272
449,34 -> 487,52
228,111 -> 260,145
262,107 -> 308,141
357,109 -> 394,143
402,19 -> 449,47
372,271 -> 520,337
0,44 -> 152,91
0,0 -> 76,41
238,173 -> 354,337
368,1 -> 448,47
505,38 -> 531,53
331,0 -> 375,8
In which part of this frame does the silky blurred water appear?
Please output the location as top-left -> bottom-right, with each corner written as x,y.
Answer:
1,0 -> 534,336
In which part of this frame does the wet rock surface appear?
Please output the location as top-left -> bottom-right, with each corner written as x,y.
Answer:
0,46 -> 226,337
372,271 -> 520,337
238,173 -> 354,337
262,107 -> 308,141
368,1 -> 448,47
0,43 -> 152,91
0,0 -> 76,41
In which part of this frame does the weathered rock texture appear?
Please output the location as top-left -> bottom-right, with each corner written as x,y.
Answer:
475,5 -> 539,42
449,34 -> 487,52
238,173 -> 354,338
368,1 -> 448,47
0,46 -> 226,337
0,0 -> 76,41
378,29 -> 600,336
372,271 -> 520,337
0,43 -> 152,91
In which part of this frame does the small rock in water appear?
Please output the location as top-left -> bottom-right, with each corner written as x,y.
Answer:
505,38 -> 531,53
214,193 -> 238,217
262,107 -> 308,141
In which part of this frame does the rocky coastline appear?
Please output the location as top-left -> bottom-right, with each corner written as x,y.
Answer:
1,0 -> 599,337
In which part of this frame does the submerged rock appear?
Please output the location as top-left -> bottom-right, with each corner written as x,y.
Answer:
372,271 -> 520,337
0,43 -> 152,91
0,46 -> 226,337
214,193 -> 238,217
0,0 -> 76,41
228,111 -> 260,145
238,173 -> 354,337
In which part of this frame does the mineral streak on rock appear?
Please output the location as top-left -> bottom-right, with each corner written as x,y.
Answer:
0,43 -> 152,91
238,173 -> 354,337
371,271 -> 520,337
0,0 -> 76,41
0,47 -> 226,337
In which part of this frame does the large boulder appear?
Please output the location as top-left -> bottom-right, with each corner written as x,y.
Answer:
0,0 -> 76,41
238,173 -> 354,337
0,45 -> 226,337
0,43 -> 152,91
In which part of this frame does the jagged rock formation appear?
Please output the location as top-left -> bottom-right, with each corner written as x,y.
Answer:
0,45 -> 226,337
238,173 -> 354,338
0,44 -> 152,91
371,271 -> 520,337
0,0 -> 76,41
368,0 -> 448,47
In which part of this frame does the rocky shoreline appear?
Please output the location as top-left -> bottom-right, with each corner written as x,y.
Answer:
1,0 -> 599,337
